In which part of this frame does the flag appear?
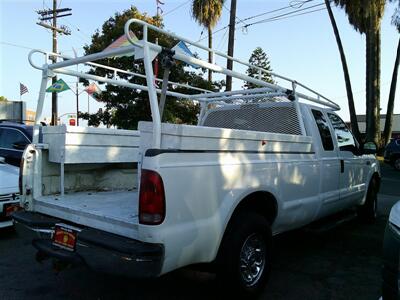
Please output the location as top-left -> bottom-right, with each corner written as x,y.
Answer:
103,31 -> 138,57
171,41 -> 199,69
85,82 -> 101,95
20,83 -> 28,96
85,82 -> 102,102
46,79 -> 70,93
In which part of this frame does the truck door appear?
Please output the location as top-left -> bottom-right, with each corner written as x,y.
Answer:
310,109 -> 342,218
327,113 -> 366,206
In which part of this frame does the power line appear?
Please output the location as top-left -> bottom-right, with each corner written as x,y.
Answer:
196,25 -> 229,43
259,7 -> 326,23
197,1 -> 324,43
0,41 -> 36,51
62,19 -> 92,44
242,2 -> 325,28
162,0 -> 191,17
216,27 -> 229,50
222,2 -> 247,27
239,0 -> 314,23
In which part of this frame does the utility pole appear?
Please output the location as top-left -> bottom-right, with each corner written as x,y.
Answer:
72,48 -> 79,126
36,1 -> 71,125
225,0 -> 237,91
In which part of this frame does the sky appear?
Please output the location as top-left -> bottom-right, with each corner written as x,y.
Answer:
0,0 -> 399,123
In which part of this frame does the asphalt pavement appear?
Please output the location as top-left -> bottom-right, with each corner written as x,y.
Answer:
0,162 -> 399,300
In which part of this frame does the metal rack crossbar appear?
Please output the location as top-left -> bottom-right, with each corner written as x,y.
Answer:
28,18 -> 340,148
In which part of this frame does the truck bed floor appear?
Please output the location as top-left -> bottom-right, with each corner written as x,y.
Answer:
34,190 -> 139,239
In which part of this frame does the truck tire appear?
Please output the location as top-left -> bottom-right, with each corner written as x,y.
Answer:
357,178 -> 378,223
216,211 -> 272,296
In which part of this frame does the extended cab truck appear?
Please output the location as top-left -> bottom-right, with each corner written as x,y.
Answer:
13,19 -> 380,296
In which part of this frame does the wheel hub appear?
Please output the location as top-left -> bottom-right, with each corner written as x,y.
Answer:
239,233 -> 266,287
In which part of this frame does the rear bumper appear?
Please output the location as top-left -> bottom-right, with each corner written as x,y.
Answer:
12,211 -> 164,278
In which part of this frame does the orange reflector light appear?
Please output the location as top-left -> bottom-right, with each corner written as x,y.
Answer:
5,203 -> 21,217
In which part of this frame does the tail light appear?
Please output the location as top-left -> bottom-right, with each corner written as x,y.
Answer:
139,169 -> 165,225
19,158 -> 24,195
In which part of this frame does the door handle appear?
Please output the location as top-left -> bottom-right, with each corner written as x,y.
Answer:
340,159 -> 344,173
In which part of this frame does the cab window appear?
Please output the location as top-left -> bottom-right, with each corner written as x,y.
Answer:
312,109 -> 334,151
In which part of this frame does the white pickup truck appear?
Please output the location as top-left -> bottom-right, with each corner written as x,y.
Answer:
13,19 -> 380,296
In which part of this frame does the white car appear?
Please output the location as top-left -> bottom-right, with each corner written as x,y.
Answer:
382,201 -> 400,299
0,157 -> 20,228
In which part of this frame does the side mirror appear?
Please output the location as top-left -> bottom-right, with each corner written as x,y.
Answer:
362,142 -> 377,155
12,141 -> 28,150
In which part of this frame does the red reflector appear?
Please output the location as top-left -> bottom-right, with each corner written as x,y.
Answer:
5,203 -> 21,217
139,169 -> 165,225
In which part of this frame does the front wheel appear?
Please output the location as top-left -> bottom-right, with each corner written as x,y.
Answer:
357,178 -> 378,223
216,211 -> 272,296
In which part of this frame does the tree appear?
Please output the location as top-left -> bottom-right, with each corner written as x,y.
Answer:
0,96 -> 8,102
244,47 -> 274,89
81,6 -> 216,129
79,108 -> 112,128
333,0 -> 386,145
191,0 -> 225,82
325,0 -> 361,142
383,1 -> 400,145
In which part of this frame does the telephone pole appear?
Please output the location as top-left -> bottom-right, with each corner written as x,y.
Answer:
37,1 -> 71,125
225,0 -> 237,91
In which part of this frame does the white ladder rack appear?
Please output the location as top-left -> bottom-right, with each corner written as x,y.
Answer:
28,18 -> 340,148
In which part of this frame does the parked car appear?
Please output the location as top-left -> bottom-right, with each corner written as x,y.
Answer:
384,139 -> 400,171
0,121 -> 40,167
382,200 -> 400,299
0,157 -> 20,228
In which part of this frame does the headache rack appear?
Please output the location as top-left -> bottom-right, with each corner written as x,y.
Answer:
28,18 -> 340,147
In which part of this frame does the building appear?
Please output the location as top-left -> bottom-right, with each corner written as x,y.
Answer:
0,100 -> 25,122
25,109 -> 36,125
355,114 -> 400,139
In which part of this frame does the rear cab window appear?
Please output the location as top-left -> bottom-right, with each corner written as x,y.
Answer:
311,109 -> 334,151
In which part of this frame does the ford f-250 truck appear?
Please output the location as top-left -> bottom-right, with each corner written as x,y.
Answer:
13,19 -> 380,296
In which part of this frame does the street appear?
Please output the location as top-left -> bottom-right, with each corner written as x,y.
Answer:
1,163 -> 399,300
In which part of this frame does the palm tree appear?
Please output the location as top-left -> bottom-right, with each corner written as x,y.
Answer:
324,0 -> 361,142
383,1 -> 400,145
191,0 -> 224,82
333,0 -> 386,145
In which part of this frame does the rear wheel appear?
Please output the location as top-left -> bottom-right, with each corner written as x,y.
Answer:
216,211 -> 272,296
357,178 -> 378,223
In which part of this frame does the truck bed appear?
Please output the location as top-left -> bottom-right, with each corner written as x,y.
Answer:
34,190 -> 139,239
